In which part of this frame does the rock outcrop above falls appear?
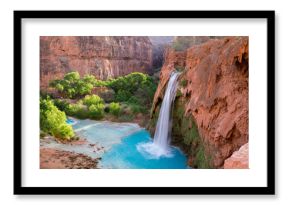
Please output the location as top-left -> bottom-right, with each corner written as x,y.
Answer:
151,37 -> 249,168
40,36 -> 153,90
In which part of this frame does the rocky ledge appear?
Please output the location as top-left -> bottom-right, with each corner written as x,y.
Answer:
40,148 -> 98,169
224,143 -> 249,169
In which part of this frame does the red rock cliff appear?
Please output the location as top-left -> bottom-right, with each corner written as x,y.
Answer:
151,37 -> 248,168
40,36 -> 153,90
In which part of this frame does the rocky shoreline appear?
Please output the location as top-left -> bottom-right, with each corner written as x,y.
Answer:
40,148 -> 98,169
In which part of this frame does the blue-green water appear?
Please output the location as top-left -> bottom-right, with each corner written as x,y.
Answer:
99,129 -> 187,169
41,118 -> 188,169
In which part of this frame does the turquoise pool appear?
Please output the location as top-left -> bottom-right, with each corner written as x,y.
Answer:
41,118 -> 188,169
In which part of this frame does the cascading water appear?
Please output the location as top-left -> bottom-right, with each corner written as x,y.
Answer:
153,71 -> 180,149
137,71 -> 181,158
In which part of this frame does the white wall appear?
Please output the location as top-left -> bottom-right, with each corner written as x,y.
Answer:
0,0 -> 288,204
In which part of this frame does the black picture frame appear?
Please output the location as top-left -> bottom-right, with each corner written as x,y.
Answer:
14,10 -> 275,195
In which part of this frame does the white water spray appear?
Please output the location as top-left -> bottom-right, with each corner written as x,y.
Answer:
153,71 -> 180,150
137,71 -> 180,158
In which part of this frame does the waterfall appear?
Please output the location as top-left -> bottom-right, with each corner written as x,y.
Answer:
137,71 -> 180,158
153,71 -> 180,150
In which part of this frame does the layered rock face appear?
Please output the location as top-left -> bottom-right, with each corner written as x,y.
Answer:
151,37 -> 249,168
40,36 -> 153,90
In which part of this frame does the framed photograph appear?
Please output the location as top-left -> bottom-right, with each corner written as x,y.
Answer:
14,10 -> 275,195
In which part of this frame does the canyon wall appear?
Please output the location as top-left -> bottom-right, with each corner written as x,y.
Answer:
150,37 -> 249,168
149,36 -> 173,70
40,36 -> 153,90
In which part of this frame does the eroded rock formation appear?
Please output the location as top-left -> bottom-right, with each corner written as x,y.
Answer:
150,37 -> 249,168
40,36 -> 153,90
224,143 -> 248,169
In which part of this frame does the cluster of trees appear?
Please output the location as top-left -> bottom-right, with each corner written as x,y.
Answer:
53,94 -> 121,120
50,72 -> 95,98
108,72 -> 156,107
42,71 -> 157,139
50,71 -> 157,114
40,98 -> 74,140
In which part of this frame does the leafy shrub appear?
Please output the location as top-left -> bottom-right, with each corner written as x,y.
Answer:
109,102 -> 121,116
50,71 -> 95,98
115,90 -> 131,102
53,99 -> 69,111
180,79 -> 187,87
127,96 -> 139,104
76,80 -> 94,96
108,72 -> 157,108
55,83 -> 64,92
64,71 -> 80,82
65,88 -> 76,99
83,94 -> 104,106
64,103 -> 89,119
53,124 -> 74,140
129,103 -> 147,114
83,74 -> 96,84
88,104 -> 105,119
94,80 -> 109,87
40,98 -> 74,139
108,72 -> 155,95
65,103 -> 82,116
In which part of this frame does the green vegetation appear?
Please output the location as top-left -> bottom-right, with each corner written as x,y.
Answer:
180,79 -> 188,87
106,72 -> 157,107
109,102 -> 121,116
88,104 -> 105,119
40,98 -> 74,140
195,145 -> 211,169
170,98 -> 212,168
53,99 -> 69,111
43,71 -> 157,143
50,72 -> 95,98
50,71 -> 156,104
49,71 -> 157,117
83,94 -> 104,106
65,103 -> 89,119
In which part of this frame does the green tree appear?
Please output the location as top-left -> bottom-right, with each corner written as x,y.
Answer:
88,104 -> 105,119
115,90 -> 131,102
83,74 -> 96,84
109,102 -> 121,116
53,124 -> 74,140
40,98 -> 74,139
50,71 -> 95,98
83,94 -> 104,106
64,71 -> 80,82
55,83 -> 64,92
